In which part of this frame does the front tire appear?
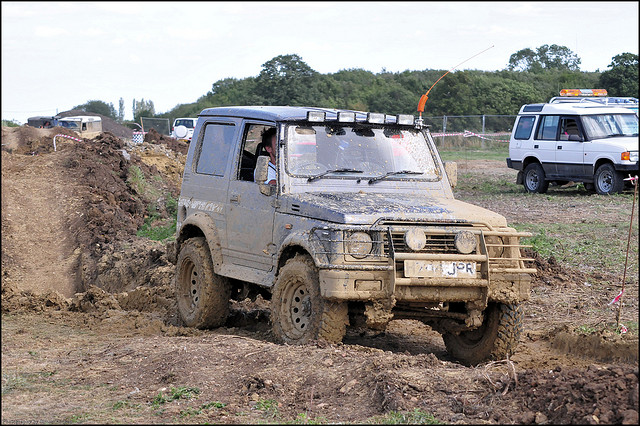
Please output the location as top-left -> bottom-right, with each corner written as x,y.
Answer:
271,254 -> 348,344
523,163 -> 549,193
442,303 -> 524,366
594,163 -> 624,195
176,237 -> 230,328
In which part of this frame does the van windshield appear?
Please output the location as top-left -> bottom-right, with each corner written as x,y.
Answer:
581,113 -> 639,139
285,124 -> 438,180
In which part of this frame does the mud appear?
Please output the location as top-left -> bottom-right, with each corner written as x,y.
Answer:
1,127 -> 638,424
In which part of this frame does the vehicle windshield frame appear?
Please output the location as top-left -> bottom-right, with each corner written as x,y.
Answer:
283,122 -> 441,182
581,113 -> 639,139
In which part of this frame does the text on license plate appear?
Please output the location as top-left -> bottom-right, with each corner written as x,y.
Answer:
404,260 -> 476,278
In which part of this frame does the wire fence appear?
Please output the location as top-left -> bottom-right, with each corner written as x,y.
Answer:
423,114 -> 516,150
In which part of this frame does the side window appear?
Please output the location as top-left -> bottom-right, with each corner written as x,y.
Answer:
514,116 -> 536,140
536,115 -> 559,140
559,117 -> 581,140
195,123 -> 236,176
238,123 -> 274,181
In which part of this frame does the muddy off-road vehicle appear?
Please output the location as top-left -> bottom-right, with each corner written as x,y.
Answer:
170,106 -> 535,365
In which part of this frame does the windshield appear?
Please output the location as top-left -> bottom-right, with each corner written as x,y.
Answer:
285,124 -> 438,180
59,121 -> 80,130
581,113 -> 639,139
175,119 -> 195,128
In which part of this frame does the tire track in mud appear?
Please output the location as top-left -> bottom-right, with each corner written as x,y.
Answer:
1,150 -> 82,297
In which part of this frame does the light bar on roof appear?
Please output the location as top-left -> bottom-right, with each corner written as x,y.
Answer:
560,89 -> 608,97
337,111 -> 356,122
307,111 -> 325,122
367,112 -> 385,124
396,114 -> 415,125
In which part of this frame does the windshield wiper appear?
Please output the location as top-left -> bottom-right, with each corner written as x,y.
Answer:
368,170 -> 423,184
307,168 -> 363,182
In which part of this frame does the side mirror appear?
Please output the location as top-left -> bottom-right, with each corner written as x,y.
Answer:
255,155 -> 274,196
444,161 -> 457,189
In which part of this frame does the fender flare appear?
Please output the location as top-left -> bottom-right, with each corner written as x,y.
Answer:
177,212 -> 223,272
277,230 -> 329,272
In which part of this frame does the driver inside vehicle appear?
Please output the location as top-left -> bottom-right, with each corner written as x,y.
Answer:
255,127 -> 277,185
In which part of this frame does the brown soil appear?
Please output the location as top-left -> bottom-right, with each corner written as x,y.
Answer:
1,130 -> 638,424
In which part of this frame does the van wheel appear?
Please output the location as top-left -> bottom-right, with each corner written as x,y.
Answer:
271,254 -> 348,345
176,237 -> 230,328
594,163 -> 624,195
442,303 -> 523,366
523,163 -> 549,193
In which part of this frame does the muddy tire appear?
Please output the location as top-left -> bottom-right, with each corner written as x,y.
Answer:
176,237 -> 230,328
523,163 -> 549,193
442,303 -> 523,366
271,254 -> 348,345
594,163 -> 624,195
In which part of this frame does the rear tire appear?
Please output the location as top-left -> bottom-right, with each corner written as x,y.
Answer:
523,163 -> 548,193
271,254 -> 348,344
176,237 -> 230,328
594,163 -> 624,195
442,303 -> 524,366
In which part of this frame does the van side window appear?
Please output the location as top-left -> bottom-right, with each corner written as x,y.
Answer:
238,124 -> 272,181
514,116 -> 535,140
559,117 -> 580,140
196,123 -> 236,176
536,115 -> 559,140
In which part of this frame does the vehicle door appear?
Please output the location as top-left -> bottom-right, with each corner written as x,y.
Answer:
225,121 -> 277,274
533,115 -> 560,176
556,116 -> 586,179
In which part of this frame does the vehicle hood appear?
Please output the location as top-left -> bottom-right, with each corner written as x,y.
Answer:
283,192 -> 508,227
589,136 -> 639,152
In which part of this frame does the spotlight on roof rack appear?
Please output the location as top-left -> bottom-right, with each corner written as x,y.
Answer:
367,113 -> 385,124
337,112 -> 356,123
396,114 -> 415,125
307,111 -> 326,122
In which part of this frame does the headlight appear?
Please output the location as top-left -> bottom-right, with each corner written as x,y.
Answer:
404,228 -> 426,251
345,232 -> 373,259
622,151 -> 639,162
485,236 -> 504,258
454,231 -> 476,254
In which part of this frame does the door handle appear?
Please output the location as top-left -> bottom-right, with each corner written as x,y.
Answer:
230,194 -> 240,203
557,146 -> 563,150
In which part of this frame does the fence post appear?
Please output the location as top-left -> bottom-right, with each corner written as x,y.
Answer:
442,116 -> 447,145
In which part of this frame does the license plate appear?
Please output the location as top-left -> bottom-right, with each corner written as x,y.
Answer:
404,260 -> 476,278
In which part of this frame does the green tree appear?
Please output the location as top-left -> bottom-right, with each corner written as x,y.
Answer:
599,53 -> 639,97
118,97 -> 125,122
507,44 -> 581,72
74,99 -> 117,119
132,98 -> 155,122
255,54 -> 317,105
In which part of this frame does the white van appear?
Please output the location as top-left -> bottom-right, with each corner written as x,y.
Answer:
57,116 -> 103,139
507,101 -> 639,194
171,118 -> 197,142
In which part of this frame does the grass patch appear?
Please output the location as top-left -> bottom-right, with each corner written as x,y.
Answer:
367,409 -> 442,424
517,222 -> 638,275
254,398 -> 280,419
439,147 -> 508,162
151,386 -> 201,408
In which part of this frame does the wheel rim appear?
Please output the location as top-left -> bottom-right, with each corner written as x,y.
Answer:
525,170 -> 539,190
179,258 -> 200,315
282,281 -> 312,339
597,170 -> 613,193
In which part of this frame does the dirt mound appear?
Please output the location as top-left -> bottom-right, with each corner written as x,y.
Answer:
57,109 -> 133,139
143,128 -> 189,155
129,141 -> 186,188
1,125 -> 81,154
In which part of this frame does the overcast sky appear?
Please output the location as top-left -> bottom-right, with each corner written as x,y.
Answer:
2,1 -> 638,123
